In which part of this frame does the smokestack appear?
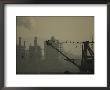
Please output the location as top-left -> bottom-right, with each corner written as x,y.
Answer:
24,41 -> 25,47
19,37 -> 21,46
34,37 -> 37,46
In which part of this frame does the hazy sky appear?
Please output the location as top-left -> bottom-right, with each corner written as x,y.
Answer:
16,16 -> 94,56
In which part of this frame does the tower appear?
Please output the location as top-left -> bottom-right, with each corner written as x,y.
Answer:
44,36 -> 60,61
51,36 -> 55,41
19,37 -> 21,46
24,41 -> 25,47
34,37 -> 37,47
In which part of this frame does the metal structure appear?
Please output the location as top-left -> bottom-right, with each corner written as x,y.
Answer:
81,41 -> 94,73
46,40 -> 94,74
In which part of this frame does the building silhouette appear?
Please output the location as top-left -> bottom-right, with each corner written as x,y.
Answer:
16,37 -> 26,73
16,37 -> 42,74
44,36 -> 60,61
29,37 -> 42,62
16,37 -> 26,61
16,36 -> 94,74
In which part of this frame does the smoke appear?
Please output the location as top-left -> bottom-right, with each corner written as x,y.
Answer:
16,16 -> 31,30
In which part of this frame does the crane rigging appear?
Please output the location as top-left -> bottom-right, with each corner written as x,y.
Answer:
46,40 -> 80,69
46,40 -> 94,74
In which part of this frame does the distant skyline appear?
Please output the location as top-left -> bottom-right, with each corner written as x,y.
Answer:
16,16 -> 94,57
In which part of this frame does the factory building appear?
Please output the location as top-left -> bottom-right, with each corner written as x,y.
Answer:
16,37 -> 26,61
29,37 -> 42,62
44,36 -> 60,61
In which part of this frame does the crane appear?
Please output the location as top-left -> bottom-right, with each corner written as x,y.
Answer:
46,40 -> 94,74
46,40 -> 80,69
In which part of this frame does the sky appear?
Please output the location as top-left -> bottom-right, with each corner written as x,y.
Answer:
16,16 -> 94,57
